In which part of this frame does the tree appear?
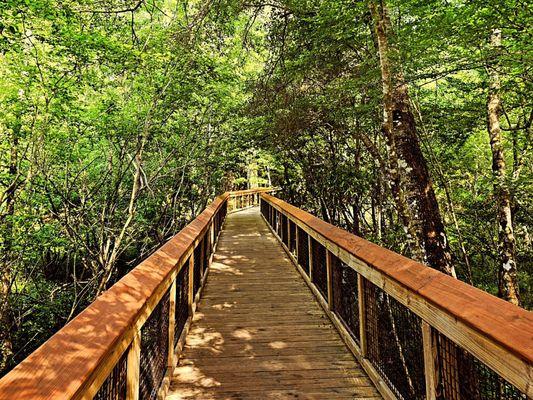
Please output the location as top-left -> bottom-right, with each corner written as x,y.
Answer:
369,0 -> 455,276
486,28 -> 520,305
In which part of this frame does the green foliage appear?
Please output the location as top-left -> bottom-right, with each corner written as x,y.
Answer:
0,0 -> 531,377
0,0 -> 267,374
248,0 -> 532,306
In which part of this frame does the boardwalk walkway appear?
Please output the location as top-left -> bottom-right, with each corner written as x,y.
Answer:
166,207 -> 381,400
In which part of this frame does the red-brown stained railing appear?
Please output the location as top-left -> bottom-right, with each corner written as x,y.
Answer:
260,193 -> 533,400
0,188 -> 276,400
0,193 -> 235,400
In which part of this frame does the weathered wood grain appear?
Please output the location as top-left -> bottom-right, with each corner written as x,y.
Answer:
166,208 -> 381,400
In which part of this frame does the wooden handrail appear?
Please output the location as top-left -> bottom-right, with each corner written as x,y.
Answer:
0,193 -> 231,400
260,193 -> 533,398
228,187 -> 278,196
227,187 -> 278,213
0,187 -> 275,399
3,188 -> 528,399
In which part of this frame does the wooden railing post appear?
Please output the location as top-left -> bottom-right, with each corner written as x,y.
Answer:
126,331 -> 141,400
210,222 -> 215,253
287,219 -> 292,252
422,322 -> 437,400
308,234 -> 314,280
200,235 -> 206,277
295,224 -> 299,259
188,253 -> 194,313
326,251 -> 333,310
357,274 -> 367,358
168,279 -> 176,367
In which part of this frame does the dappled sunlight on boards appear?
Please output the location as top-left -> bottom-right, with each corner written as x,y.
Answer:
165,207 -> 382,399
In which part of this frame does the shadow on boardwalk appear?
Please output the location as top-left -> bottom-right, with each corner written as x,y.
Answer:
165,207 -> 382,400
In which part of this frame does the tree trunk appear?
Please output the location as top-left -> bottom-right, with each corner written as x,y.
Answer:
486,28 -> 520,306
369,1 -> 455,276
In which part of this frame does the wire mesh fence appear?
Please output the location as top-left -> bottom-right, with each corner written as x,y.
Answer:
331,254 -> 359,343
433,330 -> 526,400
175,260 -> 189,346
311,238 -> 328,298
93,349 -> 128,400
257,198 -> 529,400
215,202 -> 226,236
364,279 -> 426,400
260,198 -> 269,218
193,241 -> 202,296
139,289 -> 170,400
297,227 -> 310,275
214,212 -> 220,237
221,200 -> 227,220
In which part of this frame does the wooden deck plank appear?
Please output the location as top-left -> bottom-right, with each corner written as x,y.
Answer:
166,207 -> 381,400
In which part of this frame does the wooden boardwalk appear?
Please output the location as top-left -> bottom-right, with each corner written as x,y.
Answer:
166,207 -> 382,400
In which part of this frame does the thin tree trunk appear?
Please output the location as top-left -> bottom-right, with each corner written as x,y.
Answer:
369,1 -> 455,276
486,28 -> 520,305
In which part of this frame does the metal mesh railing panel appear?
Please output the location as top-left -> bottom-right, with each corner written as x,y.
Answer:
364,280 -> 426,400
311,238 -> 328,298
213,213 -> 219,237
260,198 -> 269,217
331,254 -> 359,342
139,289 -> 170,400
433,330 -> 526,400
175,261 -> 189,345
193,241 -> 202,296
93,349 -> 127,400
289,220 -> 296,254
297,227 -> 309,275
221,200 -> 227,220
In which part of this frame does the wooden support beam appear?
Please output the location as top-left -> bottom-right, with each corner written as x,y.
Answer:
357,274 -> 367,358
422,321 -> 437,400
308,234 -> 314,281
188,254 -> 194,314
126,331 -> 141,400
167,280 -> 176,367
295,222 -> 299,260
286,218 -> 290,244
199,235 -> 206,280
326,251 -> 333,310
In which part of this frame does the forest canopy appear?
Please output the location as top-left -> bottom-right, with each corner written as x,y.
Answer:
0,0 -> 531,376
